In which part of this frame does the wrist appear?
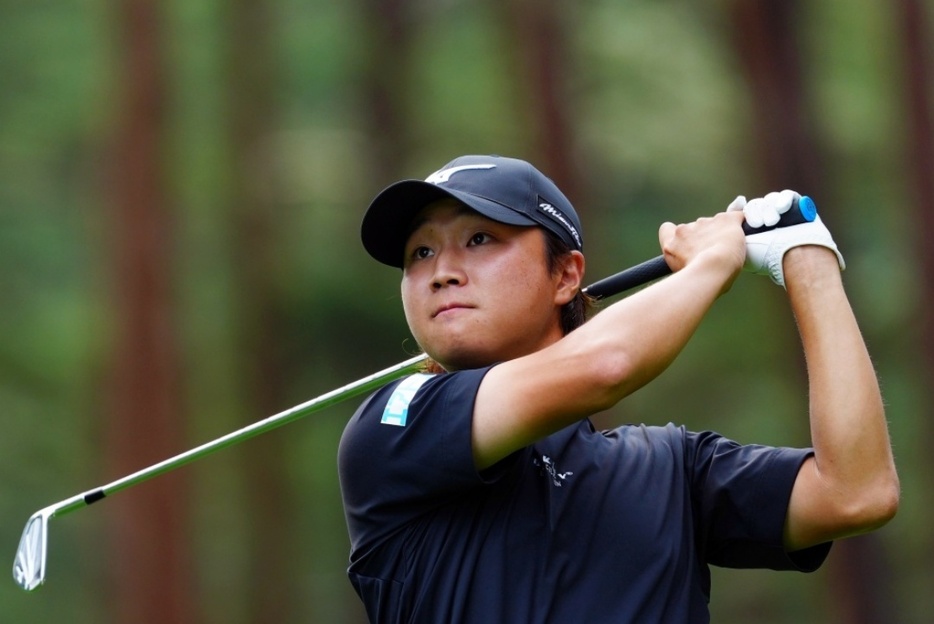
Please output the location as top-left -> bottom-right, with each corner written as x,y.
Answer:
685,248 -> 743,296
782,246 -> 843,291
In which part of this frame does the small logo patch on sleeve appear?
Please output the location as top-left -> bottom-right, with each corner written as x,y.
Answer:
381,374 -> 433,426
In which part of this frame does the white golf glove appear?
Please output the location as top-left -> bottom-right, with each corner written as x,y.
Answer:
727,190 -> 845,288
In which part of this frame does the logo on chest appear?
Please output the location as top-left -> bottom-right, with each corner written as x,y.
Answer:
532,454 -> 574,487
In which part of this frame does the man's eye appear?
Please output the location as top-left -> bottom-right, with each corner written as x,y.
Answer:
412,246 -> 433,260
468,232 -> 491,246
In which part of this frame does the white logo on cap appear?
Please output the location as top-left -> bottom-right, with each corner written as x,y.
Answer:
539,201 -> 582,248
425,164 -> 496,184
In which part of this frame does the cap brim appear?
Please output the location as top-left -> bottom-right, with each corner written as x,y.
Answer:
361,180 -> 537,267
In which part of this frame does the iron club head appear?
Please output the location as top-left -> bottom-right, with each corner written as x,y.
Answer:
13,509 -> 50,591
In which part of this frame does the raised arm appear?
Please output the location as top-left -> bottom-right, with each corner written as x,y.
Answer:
725,190 -> 897,550
782,246 -> 899,550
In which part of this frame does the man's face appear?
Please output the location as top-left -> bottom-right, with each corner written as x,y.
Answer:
400,199 -> 567,371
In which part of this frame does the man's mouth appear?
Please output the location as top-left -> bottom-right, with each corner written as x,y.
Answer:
433,303 -> 473,318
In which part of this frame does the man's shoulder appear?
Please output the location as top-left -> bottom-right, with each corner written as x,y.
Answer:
349,367 -> 493,425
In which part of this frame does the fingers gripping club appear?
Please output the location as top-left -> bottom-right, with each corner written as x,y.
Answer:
582,195 -> 818,299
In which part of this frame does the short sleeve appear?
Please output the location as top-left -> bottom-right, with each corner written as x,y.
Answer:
338,367 -> 496,549
686,430 -> 832,571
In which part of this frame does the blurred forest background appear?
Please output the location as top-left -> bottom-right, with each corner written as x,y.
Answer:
2,0 -> 932,622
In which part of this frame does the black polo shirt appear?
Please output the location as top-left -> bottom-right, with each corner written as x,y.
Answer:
338,367 -> 830,623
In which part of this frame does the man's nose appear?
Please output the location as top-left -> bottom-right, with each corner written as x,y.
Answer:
431,250 -> 467,290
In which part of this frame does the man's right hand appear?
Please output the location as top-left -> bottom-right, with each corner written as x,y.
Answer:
657,210 -> 747,293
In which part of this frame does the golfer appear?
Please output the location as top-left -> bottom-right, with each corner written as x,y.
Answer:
338,155 -> 898,622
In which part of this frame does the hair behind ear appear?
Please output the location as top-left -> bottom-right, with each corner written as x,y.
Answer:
543,232 -> 595,334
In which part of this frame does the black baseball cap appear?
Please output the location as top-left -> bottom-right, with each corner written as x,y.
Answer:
361,155 -> 584,267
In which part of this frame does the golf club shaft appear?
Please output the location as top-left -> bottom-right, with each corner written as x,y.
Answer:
74,353 -> 429,511
37,257 -> 668,525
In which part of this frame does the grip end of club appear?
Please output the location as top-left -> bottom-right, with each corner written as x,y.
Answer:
798,195 -> 817,222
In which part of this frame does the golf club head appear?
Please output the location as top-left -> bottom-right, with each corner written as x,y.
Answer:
13,510 -> 49,591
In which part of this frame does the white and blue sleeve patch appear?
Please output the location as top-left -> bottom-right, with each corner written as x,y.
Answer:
381,373 -> 434,427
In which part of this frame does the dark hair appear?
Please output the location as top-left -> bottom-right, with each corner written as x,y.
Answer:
419,229 -> 595,374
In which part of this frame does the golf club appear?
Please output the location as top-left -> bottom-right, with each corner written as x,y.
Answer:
13,196 -> 817,591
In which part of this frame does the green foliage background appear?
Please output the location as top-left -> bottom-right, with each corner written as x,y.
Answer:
1,0 -> 930,622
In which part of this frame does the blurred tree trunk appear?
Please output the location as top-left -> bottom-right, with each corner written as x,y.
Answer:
728,0 -> 825,200
727,2 -> 894,623
896,0 -> 934,577
897,0 -> 934,294
107,0 -> 195,622
357,0 -> 415,183
498,0 -> 580,201
224,1 -> 297,622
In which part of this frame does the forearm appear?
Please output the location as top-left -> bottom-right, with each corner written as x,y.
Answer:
784,246 -> 899,545
576,252 -> 735,404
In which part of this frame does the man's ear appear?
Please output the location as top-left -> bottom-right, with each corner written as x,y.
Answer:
554,250 -> 585,306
